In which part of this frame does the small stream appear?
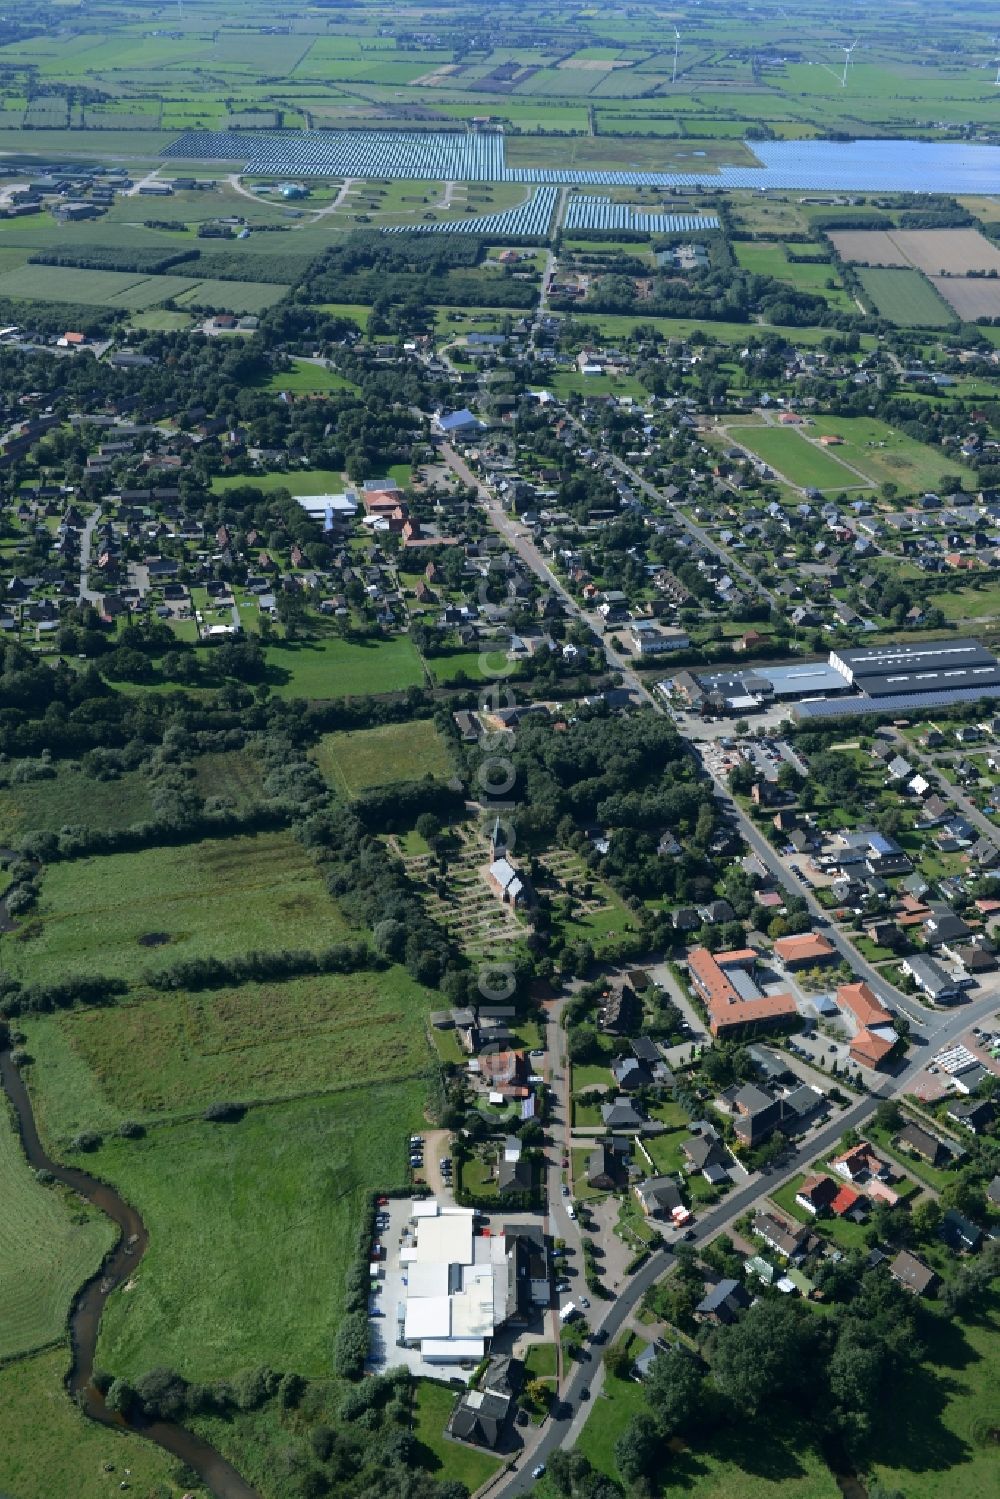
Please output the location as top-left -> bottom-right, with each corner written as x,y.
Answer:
0,1002 -> 259,1498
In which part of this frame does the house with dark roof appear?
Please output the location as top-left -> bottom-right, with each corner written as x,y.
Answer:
940,1209 -> 983,1254
729,1083 -> 782,1147
612,1056 -> 654,1092
945,1097 -> 995,1135
601,1096 -> 645,1129
695,1279 -> 750,1326
587,1137 -> 630,1192
634,1176 -> 683,1219
896,1122 -> 950,1168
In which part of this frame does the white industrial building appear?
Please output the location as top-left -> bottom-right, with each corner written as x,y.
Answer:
397,1199 -> 548,1364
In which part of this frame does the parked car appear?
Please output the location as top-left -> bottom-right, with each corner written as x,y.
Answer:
532,1466 -> 546,1480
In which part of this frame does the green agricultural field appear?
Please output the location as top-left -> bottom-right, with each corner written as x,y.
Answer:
313,718 -> 453,796
0,765 -> 153,843
1,830 -> 344,986
0,1348 -> 194,1499
856,267 -> 954,328
22,966 -> 434,1135
928,582 -> 1000,621
807,415 -> 964,495
724,425 -> 866,491
0,263 -> 194,307
0,1096 -> 114,1360
173,278 -> 289,314
90,1080 -> 428,1382
264,632 -> 426,698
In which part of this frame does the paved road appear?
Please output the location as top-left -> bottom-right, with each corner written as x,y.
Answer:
499,981 -> 1000,1494
78,506 -> 102,604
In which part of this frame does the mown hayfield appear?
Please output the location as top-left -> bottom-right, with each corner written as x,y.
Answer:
313,718 -> 453,796
0,1098 -> 114,1360
0,765 -> 153,843
264,633 -> 425,699
91,1080 -> 428,1381
856,266 -> 953,328
0,1348 -> 189,1499
0,263 -> 173,306
1,830 -> 344,985
27,967 -> 433,1129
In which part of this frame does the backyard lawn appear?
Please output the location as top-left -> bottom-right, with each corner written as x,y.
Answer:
411,1380 -> 503,1491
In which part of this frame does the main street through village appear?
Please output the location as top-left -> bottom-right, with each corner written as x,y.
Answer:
436,427 -> 1000,1493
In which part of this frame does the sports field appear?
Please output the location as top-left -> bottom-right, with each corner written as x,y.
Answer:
807,414 -> 964,494
855,267 -> 954,328
0,1097 -> 114,1360
2,830 -> 344,985
724,425 -> 865,492
313,718 -> 453,795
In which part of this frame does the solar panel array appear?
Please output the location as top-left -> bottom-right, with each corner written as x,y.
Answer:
384,186 -> 557,237
794,684 -> 1000,720
565,197 -> 720,233
162,131 -> 1000,196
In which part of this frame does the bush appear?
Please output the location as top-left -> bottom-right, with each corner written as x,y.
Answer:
69,1130 -> 102,1153
202,1101 -> 246,1123
332,1310 -> 370,1380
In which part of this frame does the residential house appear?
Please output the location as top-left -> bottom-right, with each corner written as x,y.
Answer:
940,1209 -> 983,1253
587,1137 -> 630,1192
900,954 -> 960,1004
751,1210 -> 808,1260
889,1249 -> 938,1297
945,1097 -> 995,1134
695,1279 -> 751,1326
634,1176 -> 683,1219
729,1083 -> 782,1147
601,1096 -> 645,1130
896,1122 -> 950,1168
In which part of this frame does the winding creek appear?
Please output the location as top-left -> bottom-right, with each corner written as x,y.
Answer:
0,856 -> 259,1498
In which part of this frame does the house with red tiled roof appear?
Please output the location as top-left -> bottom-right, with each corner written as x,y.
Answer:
837,981 -> 898,1070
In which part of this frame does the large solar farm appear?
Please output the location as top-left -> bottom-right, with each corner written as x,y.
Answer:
0,2 -> 997,329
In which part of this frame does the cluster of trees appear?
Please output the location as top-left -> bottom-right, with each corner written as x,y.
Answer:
297,803 -> 459,989
145,940 -> 372,994
612,1256 -> 924,1491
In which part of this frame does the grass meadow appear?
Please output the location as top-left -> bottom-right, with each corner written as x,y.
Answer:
0,765 -> 153,843
263,632 -> 426,698
0,1098 -> 114,1360
1,830 -> 344,985
856,266 -> 954,328
91,1080 -> 428,1381
313,718 -> 453,796
0,1348 -> 191,1499
23,967 -> 434,1136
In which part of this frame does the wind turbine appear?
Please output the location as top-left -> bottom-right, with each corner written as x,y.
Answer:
840,38 -> 859,88
672,27 -> 681,85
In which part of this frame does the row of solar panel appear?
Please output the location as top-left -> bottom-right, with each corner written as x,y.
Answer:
383,187 -> 557,237
564,198 -> 720,233
794,684 -> 1000,719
